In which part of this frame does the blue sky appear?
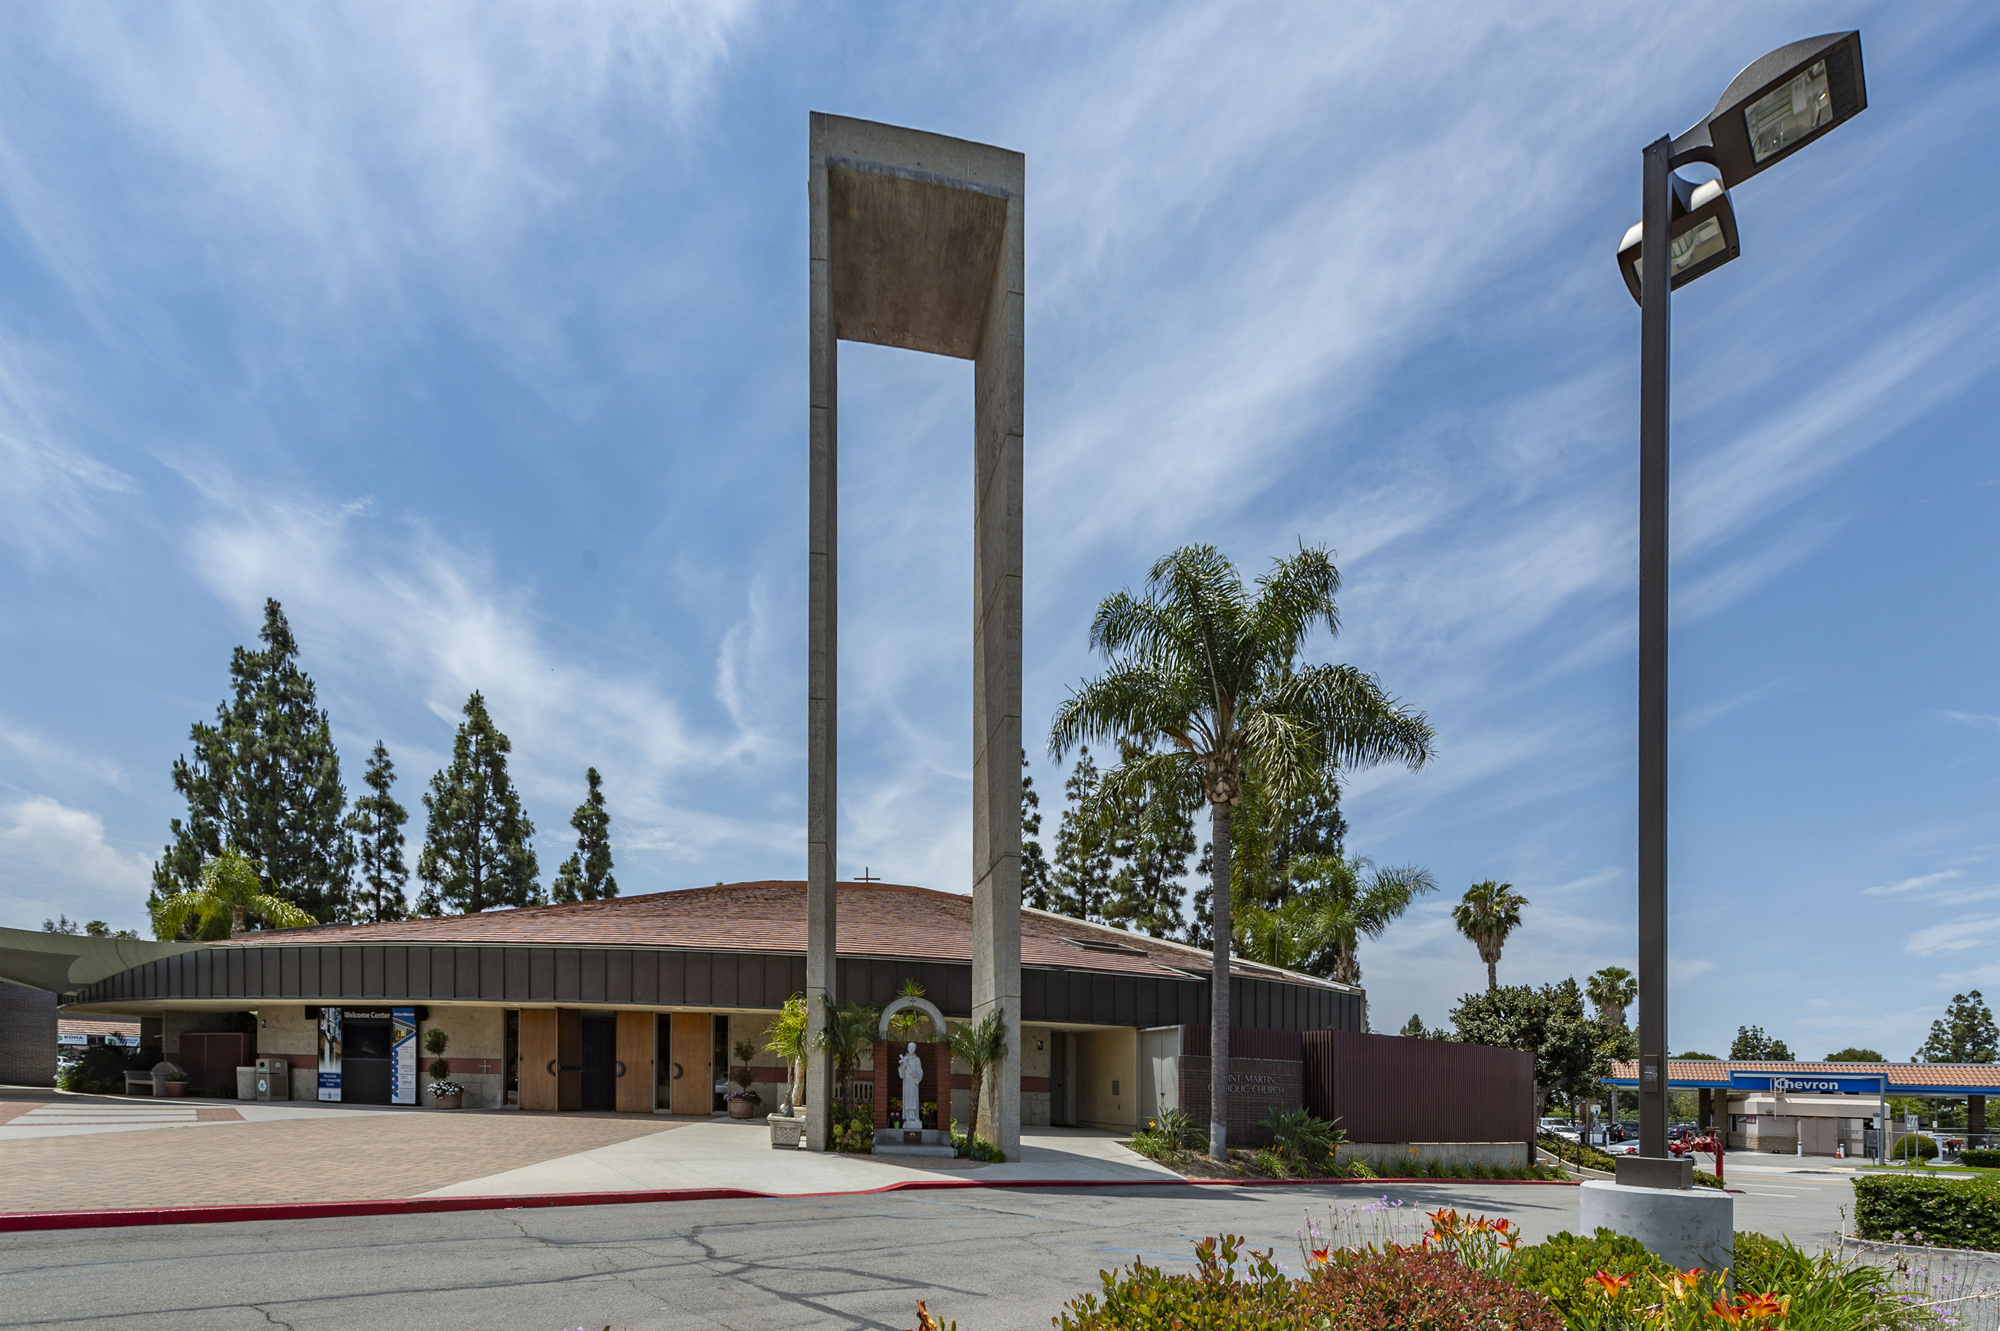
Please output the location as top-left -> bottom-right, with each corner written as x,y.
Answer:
1,3 -> 1994,1060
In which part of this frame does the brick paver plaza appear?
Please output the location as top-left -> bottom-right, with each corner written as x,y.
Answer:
0,1094 -> 692,1213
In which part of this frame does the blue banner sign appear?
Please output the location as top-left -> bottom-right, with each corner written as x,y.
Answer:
1728,1071 -> 1885,1094
390,1008 -> 417,1106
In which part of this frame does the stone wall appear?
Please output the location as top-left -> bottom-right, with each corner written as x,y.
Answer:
1334,1141 -> 1531,1172
0,981 -> 56,1087
1174,1054 -> 1304,1147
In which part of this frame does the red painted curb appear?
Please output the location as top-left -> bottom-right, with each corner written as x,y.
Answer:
0,1175 -> 1577,1234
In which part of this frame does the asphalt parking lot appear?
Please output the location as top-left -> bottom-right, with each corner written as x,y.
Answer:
0,1176 -> 1857,1331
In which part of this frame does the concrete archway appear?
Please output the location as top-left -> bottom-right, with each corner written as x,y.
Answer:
805,114 -> 1024,1157
877,995 -> 948,1042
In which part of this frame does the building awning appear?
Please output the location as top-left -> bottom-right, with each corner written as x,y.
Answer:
1603,1059 -> 2000,1097
0,925 -> 202,995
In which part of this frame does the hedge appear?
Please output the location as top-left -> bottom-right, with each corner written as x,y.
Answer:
1852,1172 -> 2000,1250
1960,1148 -> 2000,1168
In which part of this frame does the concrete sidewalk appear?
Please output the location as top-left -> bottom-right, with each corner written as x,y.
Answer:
423,1121 -> 1181,1197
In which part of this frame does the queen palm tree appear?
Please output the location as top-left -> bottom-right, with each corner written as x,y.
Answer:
1238,854 -> 1435,985
151,847 -> 316,940
1050,544 -> 1433,1158
1586,965 -> 1637,1028
948,1007 -> 1009,1145
1453,879 -> 1528,991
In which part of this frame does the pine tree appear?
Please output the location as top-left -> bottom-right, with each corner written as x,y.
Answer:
551,767 -> 618,903
1730,1025 -> 1794,1061
1020,751 -> 1056,913
344,742 -> 409,922
416,692 -> 541,915
151,599 -> 352,927
1048,747 -> 1115,921
1915,992 -> 1998,1064
1098,740 -> 1196,938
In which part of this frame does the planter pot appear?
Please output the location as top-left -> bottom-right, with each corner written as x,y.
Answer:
727,1098 -> 757,1119
432,1093 -> 463,1110
163,1082 -> 189,1098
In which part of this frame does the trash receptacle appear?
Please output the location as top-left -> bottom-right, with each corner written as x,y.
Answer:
255,1057 -> 289,1101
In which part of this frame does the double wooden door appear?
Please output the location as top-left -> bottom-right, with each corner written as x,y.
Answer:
668,1013 -> 711,1115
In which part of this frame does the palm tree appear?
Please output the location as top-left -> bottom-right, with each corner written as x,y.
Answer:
1051,544 -> 1433,1157
887,978 -> 937,1042
1586,965 -> 1637,1028
1452,880 -> 1528,991
1237,854 -> 1435,985
151,847 -> 317,940
814,996 -> 879,1103
764,994 -> 808,1111
948,1007 -> 1009,1145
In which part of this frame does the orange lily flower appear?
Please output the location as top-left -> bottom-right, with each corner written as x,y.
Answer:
1587,1270 -> 1633,1297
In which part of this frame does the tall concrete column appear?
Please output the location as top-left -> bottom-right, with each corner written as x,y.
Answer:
806,114 -> 1025,1157
805,125 -> 840,1153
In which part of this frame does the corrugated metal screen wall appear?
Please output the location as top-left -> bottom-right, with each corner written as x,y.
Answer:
1300,1030 -> 1534,1144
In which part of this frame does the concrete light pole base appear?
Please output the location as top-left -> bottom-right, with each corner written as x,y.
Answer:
1579,1180 -> 1733,1272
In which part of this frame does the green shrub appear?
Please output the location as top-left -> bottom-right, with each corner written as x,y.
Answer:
1254,1147 -> 1292,1178
1894,1134 -> 1940,1162
1052,1233 -> 1561,1331
830,1101 -> 873,1153
1156,1106 -> 1206,1151
1961,1148 -> 2000,1168
950,1122 -> 1002,1162
1732,1230 -> 1920,1331
1536,1130 -> 1617,1173
1258,1107 -> 1341,1169
1853,1172 -> 2000,1250
1502,1227 -> 1670,1328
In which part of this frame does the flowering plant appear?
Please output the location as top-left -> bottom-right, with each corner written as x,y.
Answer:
726,1088 -> 763,1105
429,1080 -> 465,1098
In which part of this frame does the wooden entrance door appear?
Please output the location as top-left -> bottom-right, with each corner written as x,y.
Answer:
669,1014 -> 710,1115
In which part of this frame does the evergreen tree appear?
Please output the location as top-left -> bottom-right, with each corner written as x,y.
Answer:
551,767 -> 618,903
1098,740 -> 1197,938
416,692 -> 541,915
1187,768 -> 1347,946
1730,1024 -> 1794,1061
1020,751 -> 1056,913
151,599 -> 352,926
1915,992 -> 1998,1064
1048,746 -> 1115,921
1451,978 -> 1608,1116
344,742 -> 409,922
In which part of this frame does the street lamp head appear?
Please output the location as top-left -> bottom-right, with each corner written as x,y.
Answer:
1617,176 -> 1739,305
1669,32 -> 1866,187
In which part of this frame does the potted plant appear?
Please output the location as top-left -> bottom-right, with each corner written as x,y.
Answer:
726,1040 -> 760,1117
162,1068 -> 189,1098
425,1028 -> 460,1108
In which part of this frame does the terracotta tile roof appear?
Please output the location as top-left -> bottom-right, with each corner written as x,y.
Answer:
1608,1059 -> 2000,1093
58,1017 -> 139,1037
221,880 -> 1350,991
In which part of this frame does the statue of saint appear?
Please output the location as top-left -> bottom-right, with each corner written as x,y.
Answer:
897,1041 -> 923,1130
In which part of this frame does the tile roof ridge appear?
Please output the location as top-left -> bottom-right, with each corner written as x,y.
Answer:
1019,904 -> 1353,992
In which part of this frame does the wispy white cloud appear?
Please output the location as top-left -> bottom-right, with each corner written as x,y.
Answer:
1905,914 -> 2000,958
1941,712 -> 2000,732
0,796 -> 153,930
1866,870 -> 1965,898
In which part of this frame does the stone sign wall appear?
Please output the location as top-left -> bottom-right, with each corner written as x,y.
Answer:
1175,1054 -> 1303,1146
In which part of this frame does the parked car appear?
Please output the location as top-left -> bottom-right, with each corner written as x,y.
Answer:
1606,1139 -> 1641,1155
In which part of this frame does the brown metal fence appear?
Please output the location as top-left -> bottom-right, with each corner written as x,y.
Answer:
1300,1030 -> 1532,1144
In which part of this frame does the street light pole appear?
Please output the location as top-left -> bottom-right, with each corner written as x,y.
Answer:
1636,133 -> 1673,1168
